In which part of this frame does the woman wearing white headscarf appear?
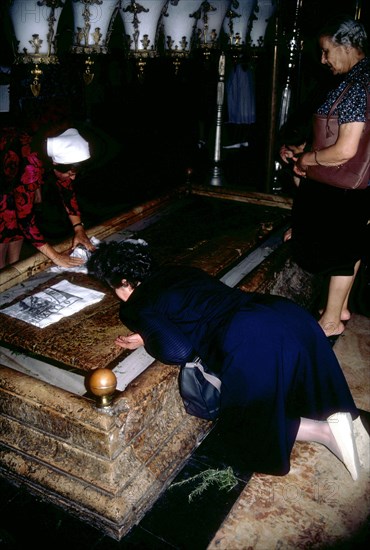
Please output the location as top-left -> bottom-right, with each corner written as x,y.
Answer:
0,125 -> 95,269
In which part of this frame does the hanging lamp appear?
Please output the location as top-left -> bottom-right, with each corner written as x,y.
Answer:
8,0 -> 65,97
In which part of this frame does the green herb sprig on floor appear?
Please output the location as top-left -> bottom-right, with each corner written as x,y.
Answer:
170,466 -> 238,503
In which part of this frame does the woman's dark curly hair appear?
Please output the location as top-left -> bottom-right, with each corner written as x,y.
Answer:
86,239 -> 154,289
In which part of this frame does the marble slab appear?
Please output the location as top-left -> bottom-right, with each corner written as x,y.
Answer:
0,192 -> 291,372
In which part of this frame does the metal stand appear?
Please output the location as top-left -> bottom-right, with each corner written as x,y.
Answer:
209,53 -> 226,187
278,0 -> 303,129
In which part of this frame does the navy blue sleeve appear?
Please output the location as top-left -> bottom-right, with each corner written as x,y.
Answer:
123,309 -> 195,365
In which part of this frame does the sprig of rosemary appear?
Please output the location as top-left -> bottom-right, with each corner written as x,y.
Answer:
170,466 -> 238,503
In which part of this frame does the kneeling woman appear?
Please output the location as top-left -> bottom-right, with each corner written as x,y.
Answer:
87,239 -> 363,480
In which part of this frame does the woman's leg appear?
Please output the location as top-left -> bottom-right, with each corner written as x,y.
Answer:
7,239 -> 23,265
0,243 -> 9,269
319,260 -> 361,337
296,415 -> 360,480
340,259 -> 361,319
296,417 -> 340,456
0,239 -> 23,269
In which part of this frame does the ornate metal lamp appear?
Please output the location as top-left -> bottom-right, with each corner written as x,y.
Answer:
162,0 -> 200,74
8,0 -> 65,97
223,0 -> 257,57
119,0 -> 167,78
249,0 -> 276,48
191,0 -> 230,58
71,0 -> 119,85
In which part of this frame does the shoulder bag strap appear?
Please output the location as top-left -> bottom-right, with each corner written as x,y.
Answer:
325,82 -> 369,136
324,83 -> 353,137
327,82 -> 354,118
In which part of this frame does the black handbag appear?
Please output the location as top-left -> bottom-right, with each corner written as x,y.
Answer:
178,357 -> 221,421
306,82 -> 370,190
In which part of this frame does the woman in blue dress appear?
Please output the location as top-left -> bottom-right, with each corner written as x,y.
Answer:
87,239 -> 363,480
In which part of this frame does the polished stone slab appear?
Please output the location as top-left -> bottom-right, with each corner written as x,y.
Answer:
0,360 -> 212,539
0,190 -> 291,372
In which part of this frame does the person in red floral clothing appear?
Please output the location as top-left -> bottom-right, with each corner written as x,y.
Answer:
0,126 -> 95,269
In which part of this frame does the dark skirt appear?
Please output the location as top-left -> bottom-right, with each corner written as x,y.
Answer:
217,294 -> 358,475
290,179 -> 370,276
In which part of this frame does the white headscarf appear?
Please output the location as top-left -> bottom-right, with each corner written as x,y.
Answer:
47,128 -> 90,164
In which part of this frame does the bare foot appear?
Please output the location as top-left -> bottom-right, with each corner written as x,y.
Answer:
340,309 -> 352,322
319,320 -> 346,337
319,308 -> 351,322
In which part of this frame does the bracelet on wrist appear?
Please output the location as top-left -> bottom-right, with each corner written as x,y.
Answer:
73,222 -> 84,229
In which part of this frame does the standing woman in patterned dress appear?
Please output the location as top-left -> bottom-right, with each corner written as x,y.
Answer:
280,16 -> 370,338
0,124 -> 95,269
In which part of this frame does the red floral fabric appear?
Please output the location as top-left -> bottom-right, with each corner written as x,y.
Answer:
1,127 -> 80,248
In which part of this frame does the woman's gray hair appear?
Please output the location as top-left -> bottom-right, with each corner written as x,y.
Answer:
319,16 -> 368,53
